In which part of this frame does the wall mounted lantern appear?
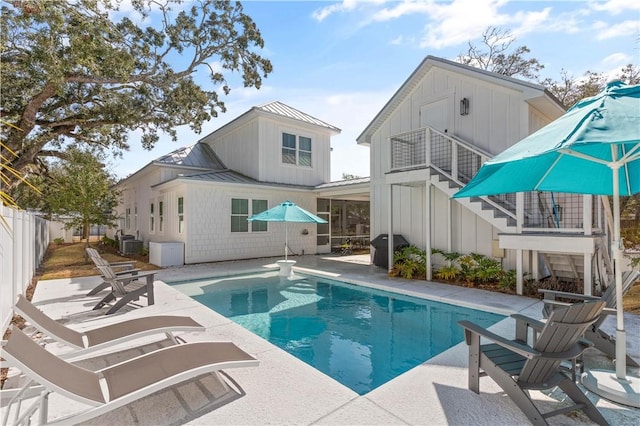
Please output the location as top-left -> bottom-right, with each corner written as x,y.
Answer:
460,97 -> 470,116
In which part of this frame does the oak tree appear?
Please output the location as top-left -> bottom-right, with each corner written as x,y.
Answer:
1,0 -> 272,185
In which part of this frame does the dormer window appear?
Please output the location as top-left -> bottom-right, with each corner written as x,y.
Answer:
282,132 -> 312,167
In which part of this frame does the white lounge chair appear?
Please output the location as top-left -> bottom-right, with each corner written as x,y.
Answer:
13,294 -> 204,361
1,326 -> 259,425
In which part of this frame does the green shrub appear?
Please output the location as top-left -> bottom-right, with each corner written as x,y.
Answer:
499,269 -> 517,289
53,237 -> 65,244
435,264 -> 460,281
102,235 -> 119,249
391,245 -> 427,279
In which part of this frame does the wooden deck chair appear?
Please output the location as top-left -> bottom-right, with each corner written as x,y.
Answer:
92,260 -> 157,315
12,294 -> 204,361
539,270 -> 640,367
85,247 -> 138,296
1,326 -> 259,425
458,301 -> 607,426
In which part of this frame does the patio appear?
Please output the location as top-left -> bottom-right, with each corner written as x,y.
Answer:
4,254 -> 639,425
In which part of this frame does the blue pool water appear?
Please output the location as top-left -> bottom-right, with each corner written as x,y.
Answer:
169,271 -> 505,395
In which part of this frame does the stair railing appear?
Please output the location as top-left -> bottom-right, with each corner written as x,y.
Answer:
390,127 -> 517,224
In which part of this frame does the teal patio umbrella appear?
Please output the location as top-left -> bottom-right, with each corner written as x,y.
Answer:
454,80 -> 640,406
248,200 -> 327,261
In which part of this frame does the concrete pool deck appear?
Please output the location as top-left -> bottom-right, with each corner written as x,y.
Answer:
3,254 -> 639,425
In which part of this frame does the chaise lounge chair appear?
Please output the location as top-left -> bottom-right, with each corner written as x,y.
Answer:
1,326 -> 259,425
458,301 -> 607,426
92,259 -> 157,315
12,294 -> 204,361
539,270 -> 640,367
85,247 -> 139,296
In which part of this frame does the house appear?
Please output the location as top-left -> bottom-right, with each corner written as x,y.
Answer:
113,102 -> 370,265
358,55 -> 614,295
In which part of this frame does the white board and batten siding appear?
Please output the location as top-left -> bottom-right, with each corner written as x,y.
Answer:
365,57 -> 560,267
202,113 -> 331,187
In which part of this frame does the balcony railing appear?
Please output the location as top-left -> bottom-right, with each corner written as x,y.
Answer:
389,127 -> 606,234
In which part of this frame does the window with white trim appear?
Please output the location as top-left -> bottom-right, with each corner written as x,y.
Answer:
149,202 -> 155,232
177,197 -> 184,234
125,207 -> 131,230
282,132 -> 312,167
251,199 -> 268,232
158,201 -> 164,232
231,198 -> 268,232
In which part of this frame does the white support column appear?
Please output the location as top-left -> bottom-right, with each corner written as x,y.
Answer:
425,183 -> 432,280
516,192 -> 524,233
583,254 -> 593,296
532,250 -> 540,280
516,192 -> 524,295
446,193 -> 452,254
516,249 -> 523,295
584,195 -> 593,236
388,184 -> 394,273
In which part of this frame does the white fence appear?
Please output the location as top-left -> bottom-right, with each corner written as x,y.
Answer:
1,205 -> 49,331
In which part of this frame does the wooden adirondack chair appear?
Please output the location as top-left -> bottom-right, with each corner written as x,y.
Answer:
92,260 -> 157,315
539,270 -> 640,367
458,301 -> 607,426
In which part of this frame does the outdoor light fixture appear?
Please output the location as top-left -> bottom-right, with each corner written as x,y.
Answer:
460,97 -> 470,116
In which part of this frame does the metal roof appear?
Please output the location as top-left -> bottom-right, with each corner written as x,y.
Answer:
314,177 -> 370,189
157,169 -> 315,190
154,142 -> 226,170
254,101 -> 341,132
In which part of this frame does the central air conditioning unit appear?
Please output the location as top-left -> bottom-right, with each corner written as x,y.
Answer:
121,239 -> 143,255
119,234 -> 135,253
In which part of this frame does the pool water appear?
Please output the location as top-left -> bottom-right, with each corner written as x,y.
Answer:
169,271 -> 505,395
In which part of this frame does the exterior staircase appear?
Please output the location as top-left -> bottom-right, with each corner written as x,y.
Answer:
388,126 -> 616,290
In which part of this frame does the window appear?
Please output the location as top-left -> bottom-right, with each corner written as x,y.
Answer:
282,132 -> 312,167
125,207 -> 131,229
251,199 -> 268,232
134,204 -> 138,230
231,198 -> 268,233
231,199 -> 248,232
299,136 -> 312,166
158,201 -> 164,232
178,197 -> 184,233
282,133 -> 296,164
149,202 -> 155,232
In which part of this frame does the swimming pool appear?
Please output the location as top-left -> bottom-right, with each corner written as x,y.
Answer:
169,271 -> 505,395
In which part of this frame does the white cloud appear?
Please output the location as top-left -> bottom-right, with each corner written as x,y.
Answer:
588,0 -> 640,15
312,0 -> 361,22
593,20 -> 640,39
601,52 -> 633,65
418,0 -> 512,49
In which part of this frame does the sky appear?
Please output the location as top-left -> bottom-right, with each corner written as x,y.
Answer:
112,0 -> 640,181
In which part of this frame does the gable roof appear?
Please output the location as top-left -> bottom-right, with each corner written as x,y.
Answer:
356,55 -> 564,145
200,101 -> 341,142
154,142 -> 226,170
255,101 -> 341,132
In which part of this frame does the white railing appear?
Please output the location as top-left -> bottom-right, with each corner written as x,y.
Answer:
389,127 -> 606,233
1,205 -> 49,331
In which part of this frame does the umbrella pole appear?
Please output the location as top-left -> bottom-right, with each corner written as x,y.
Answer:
582,153 -> 639,408
285,222 -> 288,261
612,166 -> 627,380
